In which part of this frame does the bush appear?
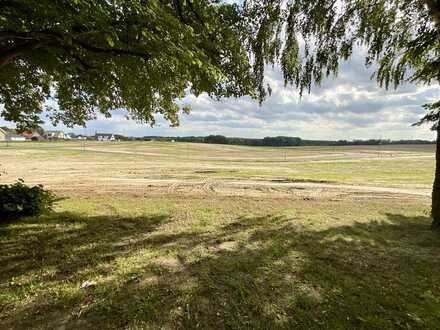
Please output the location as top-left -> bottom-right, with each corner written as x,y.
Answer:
0,180 -> 56,220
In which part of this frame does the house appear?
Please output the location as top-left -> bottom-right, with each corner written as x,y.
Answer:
0,127 -> 26,141
22,130 -> 43,141
65,133 -> 87,140
0,128 -> 6,141
45,130 -> 66,140
95,133 -> 116,141
8,134 -> 26,141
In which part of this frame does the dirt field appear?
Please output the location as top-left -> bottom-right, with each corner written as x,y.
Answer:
0,141 -> 435,199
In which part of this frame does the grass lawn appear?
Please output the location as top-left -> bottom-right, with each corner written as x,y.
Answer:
1,194 -> 440,329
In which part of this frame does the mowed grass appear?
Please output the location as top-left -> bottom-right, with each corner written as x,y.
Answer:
0,141 -> 436,189
1,141 -> 440,329
1,195 -> 440,329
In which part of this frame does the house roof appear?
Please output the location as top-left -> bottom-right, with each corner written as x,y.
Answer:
22,131 -> 41,137
0,127 -> 23,138
0,127 -> 17,134
96,133 -> 114,137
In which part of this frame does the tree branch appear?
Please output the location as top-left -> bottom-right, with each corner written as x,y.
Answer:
0,40 -> 43,67
425,0 -> 440,28
187,0 -> 205,25
71,38 -> 150,60
0,30 -> 151,65
173,0 -> 188,24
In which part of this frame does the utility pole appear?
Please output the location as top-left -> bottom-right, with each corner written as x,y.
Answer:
378,136 -> 382,158
82,127 -> 86,151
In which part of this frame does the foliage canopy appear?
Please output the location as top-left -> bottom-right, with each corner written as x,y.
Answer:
0,0 -> 255,130
241,0 -> 440,126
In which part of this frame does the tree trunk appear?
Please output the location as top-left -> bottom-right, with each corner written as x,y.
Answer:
432,127 -> 440,229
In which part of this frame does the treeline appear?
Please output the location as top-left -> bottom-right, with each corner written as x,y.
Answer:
129,135 -> 435,147
132,135 -> 302,146
204,135 -> 302,146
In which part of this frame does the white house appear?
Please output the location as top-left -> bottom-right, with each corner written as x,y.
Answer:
45,130 -> 66,140
8,134 -> 26,141
95,133 -> 116,141
64,133 -> 87,140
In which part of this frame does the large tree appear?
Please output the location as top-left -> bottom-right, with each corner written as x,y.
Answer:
0,0 -> 256,129
2,0 -> 440,227
238,0 -> 440,228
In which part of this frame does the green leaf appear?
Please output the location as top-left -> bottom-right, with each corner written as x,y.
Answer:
105,35 -> 115,48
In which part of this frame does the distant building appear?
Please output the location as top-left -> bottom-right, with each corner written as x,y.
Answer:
7,134 -> 26,141
66,133 -> 87,140
0,127 -> 26,141
65,132 -> 84,140
0,128 -> 6,141
22,130 -> 43,141
45,130 -> 66,140
95,133 -> 116,141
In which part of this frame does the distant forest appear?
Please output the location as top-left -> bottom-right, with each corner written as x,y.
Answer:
128,135 -> 435,147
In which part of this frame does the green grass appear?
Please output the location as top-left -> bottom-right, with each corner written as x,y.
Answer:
198,158 -> 434,186
2,195 -> 440,329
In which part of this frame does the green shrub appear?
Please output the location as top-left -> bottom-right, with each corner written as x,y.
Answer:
0,180 -> 56,220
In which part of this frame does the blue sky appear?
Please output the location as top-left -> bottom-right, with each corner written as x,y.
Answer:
1,50 -> 438,140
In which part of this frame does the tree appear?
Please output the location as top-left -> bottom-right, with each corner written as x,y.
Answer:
34,125 -> 45,136
262,136 -> 301,146
0,0 -> 256,130
204,135 -> 229,144
237,0 -> 440,229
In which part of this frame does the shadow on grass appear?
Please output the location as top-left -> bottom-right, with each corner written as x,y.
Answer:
1,212 -> 169,284
1,211 -> 440,329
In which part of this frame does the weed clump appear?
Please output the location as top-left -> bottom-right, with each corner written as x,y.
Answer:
0,179 -> 56,220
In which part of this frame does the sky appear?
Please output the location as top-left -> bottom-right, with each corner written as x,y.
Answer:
1,50 -> 439,140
